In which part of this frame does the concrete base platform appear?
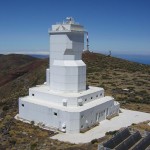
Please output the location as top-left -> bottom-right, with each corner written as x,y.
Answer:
28,85 -> 105,107
51,109 -> 150,144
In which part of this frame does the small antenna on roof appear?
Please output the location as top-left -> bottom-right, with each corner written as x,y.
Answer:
66,17 -> 74,24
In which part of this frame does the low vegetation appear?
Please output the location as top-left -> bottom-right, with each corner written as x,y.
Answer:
84,52 -> 150,112
0,52 -> 150,149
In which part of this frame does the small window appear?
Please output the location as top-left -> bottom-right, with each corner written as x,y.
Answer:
100,93 -> 102,96
91,97 -> 93,99
96,95 -> 98,97
81,115 -> 84,119
85,99 -> 87,102
22,104 -> 24,107
54,112 -> 57,116
32,94 -> 34,96
81,125 -> 84,128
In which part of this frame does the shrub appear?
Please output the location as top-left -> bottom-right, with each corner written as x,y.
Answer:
105,130 -> 118,135
3,105 -> 9,111
91,139 -> 98,144
9,139 -> 16,145
30,142 -> 37,150
31,121 -> 35,125
132,123 -> 136,126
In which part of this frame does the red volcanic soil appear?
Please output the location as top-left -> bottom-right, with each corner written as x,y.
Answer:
0,54 -> 46,87
82,51 -> 100,61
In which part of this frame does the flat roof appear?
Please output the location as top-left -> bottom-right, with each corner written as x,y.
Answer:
29,85 -> 104,98
20,95 -> 114,112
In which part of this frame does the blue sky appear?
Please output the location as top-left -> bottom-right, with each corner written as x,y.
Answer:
0,0 -> 150,55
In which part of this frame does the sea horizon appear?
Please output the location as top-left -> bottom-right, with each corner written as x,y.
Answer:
112,54 -> 150,65
1,52 -> 149,65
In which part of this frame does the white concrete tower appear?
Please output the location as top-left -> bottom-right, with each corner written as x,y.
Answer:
18,17 -> 120,133
48,17 -> 86,92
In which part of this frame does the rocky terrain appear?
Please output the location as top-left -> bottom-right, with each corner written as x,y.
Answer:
0,52 -> 150,149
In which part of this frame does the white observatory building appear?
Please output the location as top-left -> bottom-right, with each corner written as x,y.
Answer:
18,17 -> 120,133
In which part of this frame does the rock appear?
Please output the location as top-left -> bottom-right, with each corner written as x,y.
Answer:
22,131 -> 28,135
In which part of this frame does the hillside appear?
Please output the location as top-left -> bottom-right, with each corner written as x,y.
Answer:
83,52 -> 150,112
0,54 -> 48,102
0,54 -> 38,87
0,52 -> 150,149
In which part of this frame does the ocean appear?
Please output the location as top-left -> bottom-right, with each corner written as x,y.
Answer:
112,54 -> 150,65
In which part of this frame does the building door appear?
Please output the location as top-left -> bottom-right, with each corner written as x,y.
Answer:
96,113 -> 99,122
106,108 -> 109,116
99,110 -> 105,121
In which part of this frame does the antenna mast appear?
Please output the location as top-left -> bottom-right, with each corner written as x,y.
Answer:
86,32 -> 89,51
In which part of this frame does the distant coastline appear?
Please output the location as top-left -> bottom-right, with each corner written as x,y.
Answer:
112,54 -> 150,65
30,54 -> 49,59
30,54 -> 150,65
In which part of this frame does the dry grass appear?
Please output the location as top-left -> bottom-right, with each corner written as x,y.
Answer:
131,121 -> 150,132
0,52 -> 150,149
85,53 -> 150,112
121,103 -> 150,113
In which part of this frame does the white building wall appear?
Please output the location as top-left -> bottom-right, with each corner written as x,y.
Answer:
50,34 -> 70,66
46,69 -> 50,85
18,18 -> 120,134
49,23 -> 85,93
80,100 -> 114,130
29,86 -> 104,106
19,96 -> 119,133
67,112 -> 80,133
50,60 -> 86,92
19,98 -> 79,132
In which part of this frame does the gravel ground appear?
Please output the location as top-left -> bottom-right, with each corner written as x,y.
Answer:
51,109 -> 150,144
